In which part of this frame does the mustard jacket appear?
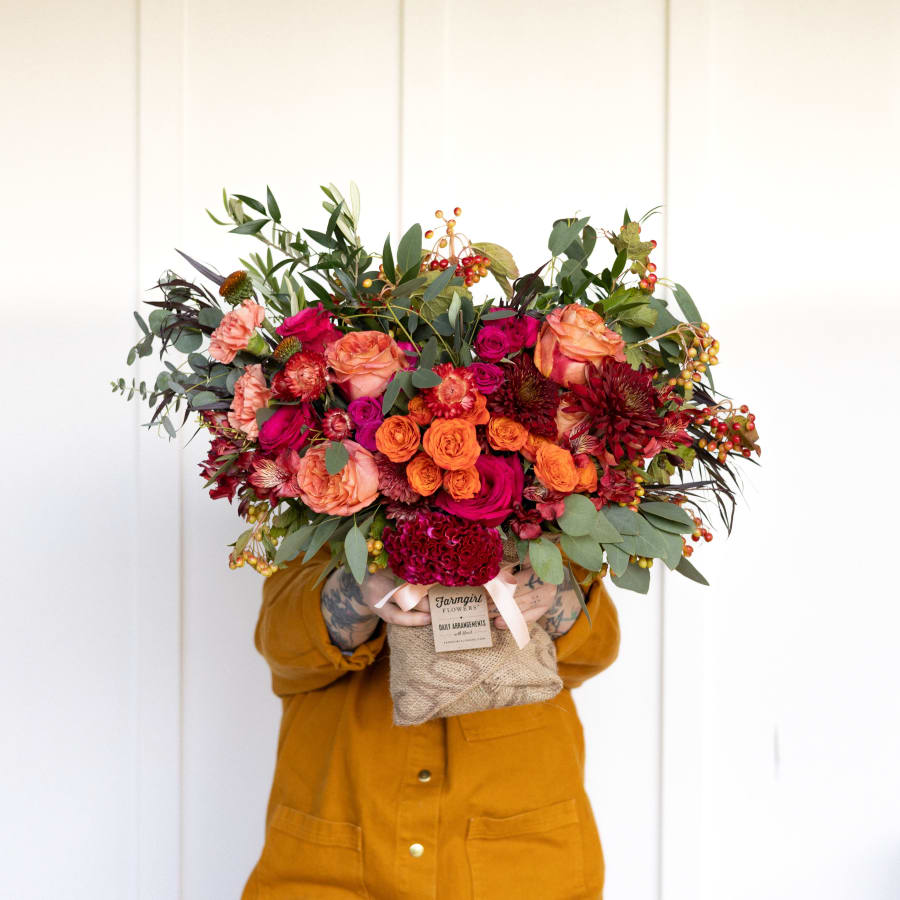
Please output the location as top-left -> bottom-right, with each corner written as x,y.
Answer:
242,552 -> 621,900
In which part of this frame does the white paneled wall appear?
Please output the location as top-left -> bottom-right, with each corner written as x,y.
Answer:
3,1 -> 899,899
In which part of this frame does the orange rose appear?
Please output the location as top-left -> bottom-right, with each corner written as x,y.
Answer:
458,391 -> 490,425
227,363 -> 271,439
422,418 -> 480,470
556,392 -> 589,439
294,439 -> 379,515
521,432 -> 554,463
375,415 -> 421,463
534,304 -> 626,387
442,466 -> 481,501
406,452 -> 443,496
534,443 -> 578,493
486,416 -> 527,452
326,331 -> 405,400
574,453 -> 598,492
406,394 -> 434,426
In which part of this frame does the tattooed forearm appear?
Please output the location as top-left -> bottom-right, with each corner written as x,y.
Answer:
321,568 -> 379,651
539,569 -> 583,639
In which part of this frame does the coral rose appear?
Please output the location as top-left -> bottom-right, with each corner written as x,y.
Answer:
487,416 -> 527,452
534,443 -> 579,493
375,415 -> 421,463
227,364 -> 271,439
326,331 -> 405,400
422,418 -> 480,471
294,439 -> 378,515
209,299 -> 265,364
406,453 -> 442,496
442,466 -> 481,501
458,391 -> 490,426
534,304 -> 626,387
406,395 -> 434,426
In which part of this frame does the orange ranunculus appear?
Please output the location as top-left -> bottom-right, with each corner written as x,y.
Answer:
406,394 -> 434,426
574,453 -> 598,493
325,331 -> 405,400
294,439 -> 379,515
442,466 -> 481,501
227,363 -> 271,439
406,452 -> 443,496
422,418 -> 480,471
520,431 -> 554,463
534,304 -> 626,387
534,443 -> 579,493
556,392 -> 590,439
375,415 -> 421,463
209,299 -> 265,364
486,416 -> 527,452
458,391 -> 490,425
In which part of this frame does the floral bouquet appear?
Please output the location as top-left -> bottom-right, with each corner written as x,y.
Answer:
115,184 -> 760,723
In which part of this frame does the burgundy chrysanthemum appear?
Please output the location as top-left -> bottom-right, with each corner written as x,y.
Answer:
486,353 -> 560,439
566,358 -> 667,462
382,509 -> 502,586
374,452 -> 420,504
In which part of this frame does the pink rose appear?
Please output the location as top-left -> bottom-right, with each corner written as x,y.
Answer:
258,403 -> 317,452
474,325 -> 510,363
227,364 -> 271,439
326,331 -> 405,400
275,304 -> 342,354
434,454 -> 523,527
498,315 -> 539,353
294,439 -> 379,516
534,304 -> 626,387
209,299 -> 265,364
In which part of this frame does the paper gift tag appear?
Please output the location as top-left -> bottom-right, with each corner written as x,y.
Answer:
428,585 -> 493,652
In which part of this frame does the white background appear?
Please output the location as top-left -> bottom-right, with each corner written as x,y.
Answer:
2,0 -> 900,898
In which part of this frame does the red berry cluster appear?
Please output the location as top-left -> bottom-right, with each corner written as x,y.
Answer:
692,403 -> 760,464
421,207 -> 492,288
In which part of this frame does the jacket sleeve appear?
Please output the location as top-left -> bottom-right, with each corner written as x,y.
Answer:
254,550 -> 386,697
552,577 -> 620,690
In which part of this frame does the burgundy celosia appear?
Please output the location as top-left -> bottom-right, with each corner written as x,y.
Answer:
382,509 -> 502,586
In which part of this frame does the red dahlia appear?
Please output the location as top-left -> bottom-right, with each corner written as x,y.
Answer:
566,358 -> 666,462
486,353 -> 560,439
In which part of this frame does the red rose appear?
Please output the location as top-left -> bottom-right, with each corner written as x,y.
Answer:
275,304 -> 342,354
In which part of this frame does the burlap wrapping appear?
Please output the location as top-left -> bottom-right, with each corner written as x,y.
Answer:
385,541 -> 563,726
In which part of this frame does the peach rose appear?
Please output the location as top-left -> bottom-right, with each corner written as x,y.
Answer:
326,331 -> 405,400
406,452 -> 442,496
294,439 -> 379,515
534,442 -> 578,493
406,395 -> 434,426
574,453 -> 598,493
375,415 -> 421,463
227,364 -> 271,439
209,299 -> 265,364
486,416 -> 528,452
534,304 -> 626,387
521,432 -> 554,463
422,418 -> 480,471
556,392 -> 590,439
442,466 -> 481,501
458,391 -> 490,425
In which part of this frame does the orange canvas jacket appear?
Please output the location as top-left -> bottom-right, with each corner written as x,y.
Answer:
242,551 -> 620,900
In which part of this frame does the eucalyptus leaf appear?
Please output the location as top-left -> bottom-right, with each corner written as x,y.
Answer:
601,506 -> 640,535
274,525 -> 313,564
675,556 -> 709,585
411,368 -> 442,388
302,518 -> 340,563
189,390 -> 220,409
640,501 -> 696,528
557,494 -> 599,537
559,534 -> 606,572
397,223 -> 423,275
381,376 -> 403,415
198,306 -> 223,328
603,543 -> 630,576
423,267 -> 454,301
672,283 -> 702,324
548,216 -> 590,256
325,440 -> 349,475
344,526 -> 368,584
418,337 -> 438,370
528,538 -> 565,585
173,330 -> 202,353
611,562 -> 651,594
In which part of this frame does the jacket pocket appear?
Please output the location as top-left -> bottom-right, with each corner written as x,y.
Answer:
466,798 -> 588,900
457,702 -> 548,741
255,804 -> 368,899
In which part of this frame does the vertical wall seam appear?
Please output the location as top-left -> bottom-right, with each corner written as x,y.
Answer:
658,0 -> 671,897
397,0 -> 405,234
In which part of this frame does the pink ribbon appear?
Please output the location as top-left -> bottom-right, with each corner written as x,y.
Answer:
375,566 -> 530,649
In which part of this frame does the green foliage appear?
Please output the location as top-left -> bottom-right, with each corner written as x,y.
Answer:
528,538 -> 565,585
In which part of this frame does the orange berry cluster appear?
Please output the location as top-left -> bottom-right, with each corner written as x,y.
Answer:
421,207 -> 492,288
667,323 -> 719,389
366,537 -> 387,575
693,403 -> 758,464
228,502 -> 279,577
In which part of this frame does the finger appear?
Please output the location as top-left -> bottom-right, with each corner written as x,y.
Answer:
495,606 -> 547,629
391,609 -> 432,627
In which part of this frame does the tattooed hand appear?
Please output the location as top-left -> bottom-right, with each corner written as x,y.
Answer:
487,565 -> 584,640
321,566 -> 431,651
